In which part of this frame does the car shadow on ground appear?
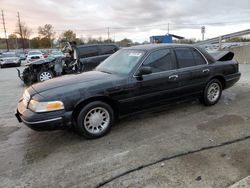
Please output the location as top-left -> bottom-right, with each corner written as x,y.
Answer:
20,98 -> 203,163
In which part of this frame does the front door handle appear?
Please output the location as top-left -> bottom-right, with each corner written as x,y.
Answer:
202,69 -> 210,73
168,75 -> 179,80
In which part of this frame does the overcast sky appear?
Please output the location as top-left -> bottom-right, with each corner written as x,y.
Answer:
1,0 -> 250,42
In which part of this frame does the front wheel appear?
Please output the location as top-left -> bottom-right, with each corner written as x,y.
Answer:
76,101 -> 114,139
37,70 -> 54,82
201,79 -> 222,106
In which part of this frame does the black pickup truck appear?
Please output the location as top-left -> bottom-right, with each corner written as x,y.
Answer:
15,44 -> 241,139
17,43 -> 119,85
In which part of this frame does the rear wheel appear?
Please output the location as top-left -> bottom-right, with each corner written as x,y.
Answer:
201,79 -> 222,106
37,70 -> 54,82
76,101 -> 114,139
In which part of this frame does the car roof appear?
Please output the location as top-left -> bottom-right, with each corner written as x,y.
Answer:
126,44 -> 194,51
77,43 -> 118,48
29,51 -> 42,53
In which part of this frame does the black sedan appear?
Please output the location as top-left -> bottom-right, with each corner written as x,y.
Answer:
0,52 -> 21,68
15,44 -> 241,138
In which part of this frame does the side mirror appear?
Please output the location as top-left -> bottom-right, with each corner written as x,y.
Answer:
137,66 -> 152,76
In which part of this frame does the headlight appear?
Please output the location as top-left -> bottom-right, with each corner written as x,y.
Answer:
28,100 -> 64,112
22,90 -> 30,107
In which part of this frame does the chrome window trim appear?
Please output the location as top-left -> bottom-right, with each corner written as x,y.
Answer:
132,46 -> 209,78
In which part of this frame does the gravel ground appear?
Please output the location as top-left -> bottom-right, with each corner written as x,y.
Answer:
0,65 -> 250,188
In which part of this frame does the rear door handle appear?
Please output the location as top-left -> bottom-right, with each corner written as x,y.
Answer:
168,75 -> 179,80
202,69 -> 210,73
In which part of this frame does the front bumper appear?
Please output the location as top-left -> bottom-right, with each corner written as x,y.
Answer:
15,99 -> 72,131
1,62 -> 20,67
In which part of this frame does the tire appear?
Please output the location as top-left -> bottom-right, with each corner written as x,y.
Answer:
201,79 -> 222,106
76,101 -> 114,139
37,70 -> 54,82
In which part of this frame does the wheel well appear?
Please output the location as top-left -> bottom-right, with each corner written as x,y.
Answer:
210,76 -> 226,89
72,96 -> 119,121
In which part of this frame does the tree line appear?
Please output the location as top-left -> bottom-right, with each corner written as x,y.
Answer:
2,22 -> 250,50
0,22 -> 143,50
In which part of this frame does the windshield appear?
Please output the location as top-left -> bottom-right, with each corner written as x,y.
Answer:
96,49 -> 144,75
29,52 -> 41,55
1,53 -> 17,58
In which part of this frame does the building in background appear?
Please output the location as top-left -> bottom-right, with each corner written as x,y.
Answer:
150,34 -> 184,44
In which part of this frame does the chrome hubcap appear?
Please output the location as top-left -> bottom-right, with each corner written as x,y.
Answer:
40,72 -> 52,81
207,83 -> 220,102
84,107 -> 110,134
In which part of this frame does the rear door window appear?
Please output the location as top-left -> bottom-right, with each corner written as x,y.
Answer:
175,48 -> 195,68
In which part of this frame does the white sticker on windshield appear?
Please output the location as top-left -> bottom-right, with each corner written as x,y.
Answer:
129,53 -> 142,57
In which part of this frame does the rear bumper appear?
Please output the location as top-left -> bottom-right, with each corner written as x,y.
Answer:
15,100 -> 72,131
225,72 -> 241,89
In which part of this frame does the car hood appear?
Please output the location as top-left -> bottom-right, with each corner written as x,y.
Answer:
32,71 -> 118,94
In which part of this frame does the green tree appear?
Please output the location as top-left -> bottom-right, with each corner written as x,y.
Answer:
8,33 -> 18,49
30,37 -> 40,48
38,24 -> 56,48
40,37 -> 51,48
117,38 -> 133,47
61,30 -> 76,42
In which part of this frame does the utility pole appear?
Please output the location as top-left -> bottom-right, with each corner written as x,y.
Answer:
201,26 -> 205,41
17,12 -> 25,51
107,27 -> 110,42
167,23 -> 169,35
1,10 -> 9,51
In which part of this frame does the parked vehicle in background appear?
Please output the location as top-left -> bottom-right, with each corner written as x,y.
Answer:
17,43 -> 119,85
42,52 -> 49,58
0,52 -> 20,68
49,51 -> 65,58
26,50 -> 43,63
16,51 -> 27,64
75,43 -> 119,71
15,44 -> 241,139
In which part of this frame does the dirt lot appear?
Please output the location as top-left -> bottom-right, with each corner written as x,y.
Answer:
0,65 -> 250,188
